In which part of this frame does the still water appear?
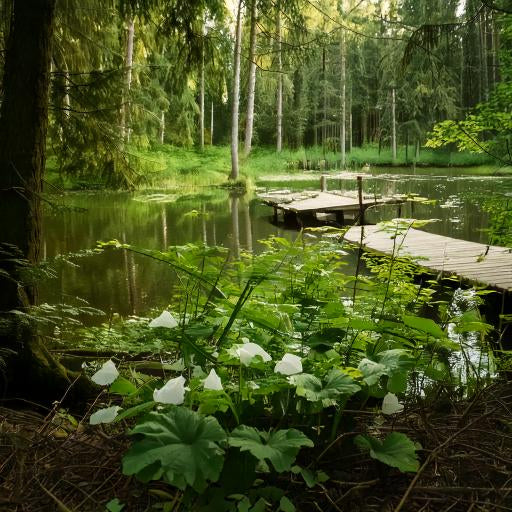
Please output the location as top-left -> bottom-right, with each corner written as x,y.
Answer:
41,168 -> 512,317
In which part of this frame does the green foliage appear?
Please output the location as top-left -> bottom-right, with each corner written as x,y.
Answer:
229,426 -> 313,472
105,498 -> 125,512
122,407 -> 226,491
290,370 -> 361,406
355,432 -> 421,473
82,232 -> 496,500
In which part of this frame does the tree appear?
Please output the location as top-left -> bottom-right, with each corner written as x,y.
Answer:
276,1 -> 283,152
230,0 -> 243,180
244,0 -> 258,156
0,0 -> 79,400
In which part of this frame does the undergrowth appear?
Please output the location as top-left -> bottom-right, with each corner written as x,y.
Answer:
20,221 -> 500,511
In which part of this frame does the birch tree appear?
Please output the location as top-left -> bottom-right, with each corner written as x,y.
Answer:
276,2 -> 283,152
230,0 -> 243,180
121,17 -> 135,142
244,0 -> 258,156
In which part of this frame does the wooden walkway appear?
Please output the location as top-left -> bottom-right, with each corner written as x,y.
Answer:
259,191 -> 405,225
345,225 -> 512,292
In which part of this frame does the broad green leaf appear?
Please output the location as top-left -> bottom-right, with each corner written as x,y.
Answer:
453,310 -> 493,334
358,359 -> 387,386
359,350 -> 414,392
290,370 -> 360,406
229,426 -> 313,472
279,496 -> 296,512
402,315 -> 445,338
109,377 -> 137,396
307,328 -> 346,351
324,369 -> 361,395
355,432 -> 421,473
106,498 -> 125,512
122,408 -> 227,491
349,318 -> 381,332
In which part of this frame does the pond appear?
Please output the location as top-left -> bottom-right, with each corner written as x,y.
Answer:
41,167 -> 512,319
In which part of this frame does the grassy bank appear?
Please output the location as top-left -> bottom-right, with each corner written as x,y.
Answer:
46,143 -> 500,190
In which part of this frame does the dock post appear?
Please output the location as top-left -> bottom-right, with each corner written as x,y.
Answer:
320,175 -> 328,192
357,175 -> 364,225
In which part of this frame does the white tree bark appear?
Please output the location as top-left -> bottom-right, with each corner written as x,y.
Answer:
230,0 -> 243,180
391,87 -> 397,162
276,4 -> 283,153
200,27 -> 205,150
121,18 -> 134,142
159,110 -> 165,144
340,28 -> 346,168
244,0 -> 258,156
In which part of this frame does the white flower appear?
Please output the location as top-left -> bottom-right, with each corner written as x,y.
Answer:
91,360 -> 119,386
89,405 -> 121,425
274,353 -> 303,376
203,369 -> 223,391
236,342 -> 272,366
382,392 -> 404,415
153,375 -> 186,404
149,310 -> 178,329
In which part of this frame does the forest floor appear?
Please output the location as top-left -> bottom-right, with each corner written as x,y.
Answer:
1,379 -> 511,512
45,144 -> 502,191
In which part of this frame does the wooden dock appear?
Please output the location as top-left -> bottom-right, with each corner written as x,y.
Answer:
345,225 -> 512,292
259,190 -> 406,226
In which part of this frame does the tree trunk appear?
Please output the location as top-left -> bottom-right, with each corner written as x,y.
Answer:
0,0 -> 91,402
244,0 -> 258,156
276,3 -> 283,153
159,110 -> 165,144
230,0 -> 243,180
480,9 -> 488,101
121,18 -> 135,142
200,26 -> 205,151
322,48 -> 327,149
211,101 -> 214,145
340,27 -> 346,168
391,87 -> 397,162
348,86 -> 353,153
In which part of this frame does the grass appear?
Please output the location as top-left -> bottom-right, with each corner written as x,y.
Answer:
46,143 -> 501,191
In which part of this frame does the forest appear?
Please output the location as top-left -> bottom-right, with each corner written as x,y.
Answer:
0,0 -> 512,511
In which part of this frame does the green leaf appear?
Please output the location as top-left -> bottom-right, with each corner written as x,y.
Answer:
114,401 -> 155,423
122,408 -> 227,492
109,377 -> 137,396
453,310 -> 493,334
229,426 -> 313,472
359,350 -> 414,392
279,496 -> 296,512
355,432 -> 421,473
324,369 -> 362,395
357,359 -> 387,386
106,498 -> 125,512
291,465 -> 329,488
402,315 -> 445,338
290,370 -> 360,406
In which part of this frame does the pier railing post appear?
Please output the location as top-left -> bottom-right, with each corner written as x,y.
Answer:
357,175 -> 364,225
320,175 -> 327,192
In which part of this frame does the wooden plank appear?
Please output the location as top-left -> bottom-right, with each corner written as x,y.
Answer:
344,225 -> 512,292
259,192 -> 403,214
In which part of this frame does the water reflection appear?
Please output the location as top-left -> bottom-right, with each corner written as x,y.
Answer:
41,189 -> 294,315
41,171 -> 512,317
